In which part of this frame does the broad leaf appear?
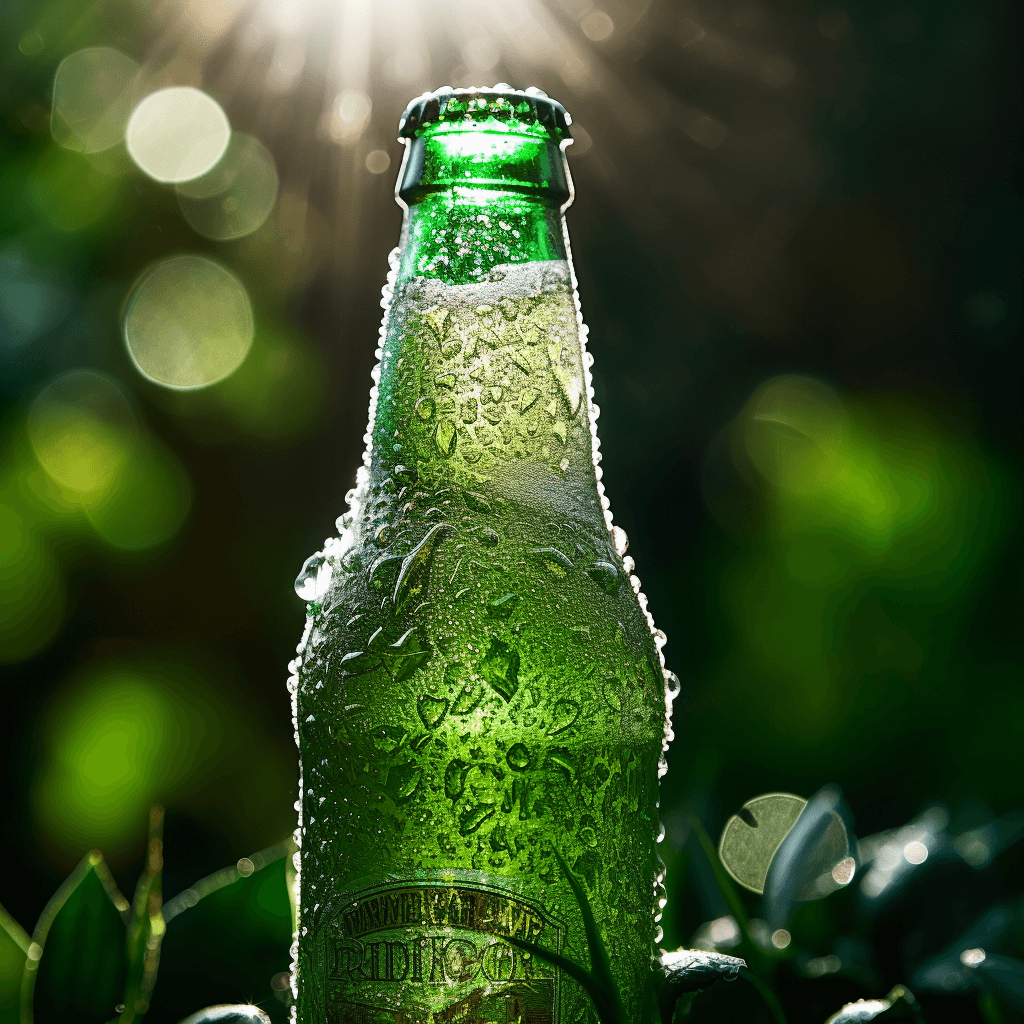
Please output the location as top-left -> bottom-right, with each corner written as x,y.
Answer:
26,851 -> 129,1024
151,842 -> 291,1022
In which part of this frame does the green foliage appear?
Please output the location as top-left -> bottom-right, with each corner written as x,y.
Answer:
24,850 -> 129,1024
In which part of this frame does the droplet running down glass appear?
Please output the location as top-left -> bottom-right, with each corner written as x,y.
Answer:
290,85 -> 678,1024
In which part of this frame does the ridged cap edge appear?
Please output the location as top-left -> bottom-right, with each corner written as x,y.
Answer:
399,84 -> 572,140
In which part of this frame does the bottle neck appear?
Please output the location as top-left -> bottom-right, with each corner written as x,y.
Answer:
363,131 -> 603,526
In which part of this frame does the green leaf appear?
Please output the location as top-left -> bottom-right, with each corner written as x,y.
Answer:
550,846 -> 624,1023
687,814 -> 766,976
1,903 -> 31,1024
505,848 -> 629,1024
824,985 -> 924,1024
24,850 -> 129,1024
150,841 -> 292,1021
121,806 -> 166,1024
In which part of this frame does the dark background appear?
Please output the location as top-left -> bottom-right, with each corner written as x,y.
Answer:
1,0 -> 1021,1020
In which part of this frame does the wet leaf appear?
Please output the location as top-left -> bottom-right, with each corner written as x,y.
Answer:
658,948 -> 745,992
176,1007 -> 272,1024
25,850 -> 129,1024
824,985 -> 923,1023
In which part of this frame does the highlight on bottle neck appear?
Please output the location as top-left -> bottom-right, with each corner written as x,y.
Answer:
394,85 -> 574,286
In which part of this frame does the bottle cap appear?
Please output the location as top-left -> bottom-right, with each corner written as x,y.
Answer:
399,84 -> 572,140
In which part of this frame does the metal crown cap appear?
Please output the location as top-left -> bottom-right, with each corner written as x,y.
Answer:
398,84 -> 572,140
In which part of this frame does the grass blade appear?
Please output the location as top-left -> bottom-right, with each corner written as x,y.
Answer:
1,902 -> 31,1023
739,968 -> 788,1024
120,806 -> 165,1024
687,814 -> 769,975
550,847 -> 624,1021
504,936 -> 619,1024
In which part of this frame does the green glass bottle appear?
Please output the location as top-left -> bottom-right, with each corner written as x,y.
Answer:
290,85 -> 678,1024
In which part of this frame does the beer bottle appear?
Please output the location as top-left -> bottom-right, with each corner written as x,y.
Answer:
290,84 -> 678,1024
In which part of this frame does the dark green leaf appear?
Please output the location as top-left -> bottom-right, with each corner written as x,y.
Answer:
974,955 -> 1024,1011
504,936 -> 619,1024
550,846 -> 624,1022
122,806 -> 166,1024
151,842 -> 292,1021
0,902 -> 30,1024
26,850 -> 129,1024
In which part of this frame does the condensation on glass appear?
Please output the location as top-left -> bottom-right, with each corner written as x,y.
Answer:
290,85 -> 679,1024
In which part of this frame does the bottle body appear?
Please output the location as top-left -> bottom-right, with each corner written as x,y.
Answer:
291,88 -> 675,1024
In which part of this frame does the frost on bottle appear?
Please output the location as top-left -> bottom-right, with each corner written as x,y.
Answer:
290,86 -> 679,1024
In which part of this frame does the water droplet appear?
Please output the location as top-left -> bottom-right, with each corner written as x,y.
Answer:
445,759 -> 470,800
547,698 -> 581,736
389,628 -> 432,681
369,553 -> 402,592
530,546 -> 574,574
295,552 -> 332,601
393,523 -> 454,611
464,491 -> 492,514
487,593 -> 520,619
462,398 -> 478,423
506,743 -> 531,771
587,560 -> 621,594
520,390 -> 538,412
459,801 -> 497,836
612,525 -> 629,556
435,420 -> 457,456
548,746 -> 576,781
418,694 -> 448,729
480,637 -> 519,701
393,463 -> 418,485
385,761 -> 421,802
415,397 -> 435,421
474,527 -> 499,547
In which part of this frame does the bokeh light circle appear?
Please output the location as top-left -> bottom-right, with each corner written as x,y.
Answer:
123,255 -> 254,389
176,133 -> 278,240
126,87 -> 231,183
27,370 -> 137,494
51,47 -> 140,154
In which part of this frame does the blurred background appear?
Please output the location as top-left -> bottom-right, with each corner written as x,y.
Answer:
1,0 -> 1021,1020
